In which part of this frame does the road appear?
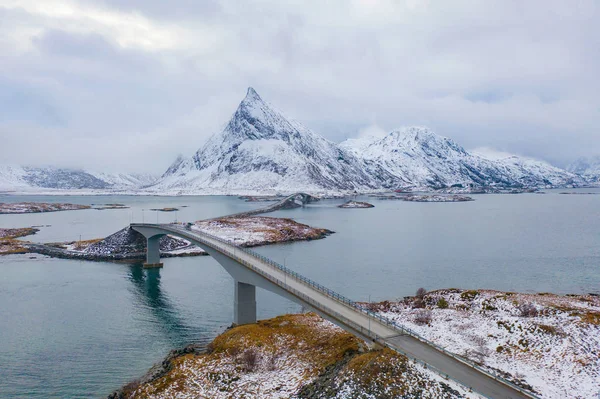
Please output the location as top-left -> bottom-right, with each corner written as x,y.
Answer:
133,223 -> 537,399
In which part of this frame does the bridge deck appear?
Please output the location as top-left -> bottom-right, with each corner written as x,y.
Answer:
133,223 -> 537,399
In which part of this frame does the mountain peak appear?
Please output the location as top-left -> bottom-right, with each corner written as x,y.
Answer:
242,87 -> 262,104
222,87 -> 299,142
389,126 -> 436,141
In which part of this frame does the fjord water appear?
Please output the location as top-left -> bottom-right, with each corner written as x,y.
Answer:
0,191 -> 599,398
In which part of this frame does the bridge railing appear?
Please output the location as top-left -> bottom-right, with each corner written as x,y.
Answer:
155,223 -> 537,399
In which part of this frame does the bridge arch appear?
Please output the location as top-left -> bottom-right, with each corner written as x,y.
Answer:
130,223 -> 537,399
131,224 -> 350,329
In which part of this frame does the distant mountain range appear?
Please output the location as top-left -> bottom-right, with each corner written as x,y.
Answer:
567,156 -> 600,184
147,88 -> 588,194
0,165 -> 156,192
339,128 -> 583,189
1,88 -> 597,194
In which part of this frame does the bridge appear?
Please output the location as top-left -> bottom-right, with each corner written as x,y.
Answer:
131,222 -> 537,399
204,192 -> 320,221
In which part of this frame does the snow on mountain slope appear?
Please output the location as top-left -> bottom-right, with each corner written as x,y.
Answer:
485,153 -> 582,188
338,135 -> 379,155
151,88 -> 384,194
88,171 -> 157,189
0,88 -> 586,194
567,156 -> 600,184
0,165 -> 157,192
340,127 -> 582,189
341,127 -> 508,188
472,147 -> 584,187
0,165 -> 31,191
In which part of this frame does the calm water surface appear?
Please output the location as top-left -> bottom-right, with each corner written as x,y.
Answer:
0,191 -> 598,398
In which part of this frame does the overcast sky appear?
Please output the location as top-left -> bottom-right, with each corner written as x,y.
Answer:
1,0 -> 598,173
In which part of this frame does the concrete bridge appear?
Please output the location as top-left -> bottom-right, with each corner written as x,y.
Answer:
131,222 -> 537,399
204,192 -> 319,221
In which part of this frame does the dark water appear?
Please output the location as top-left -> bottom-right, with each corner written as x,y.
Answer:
0,191 -> 599,398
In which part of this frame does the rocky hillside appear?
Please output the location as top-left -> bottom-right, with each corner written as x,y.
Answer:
82,227 -> 189,257
114,313 -> 475,399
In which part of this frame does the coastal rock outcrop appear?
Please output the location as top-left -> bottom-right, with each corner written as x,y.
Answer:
337,201 -> 374,208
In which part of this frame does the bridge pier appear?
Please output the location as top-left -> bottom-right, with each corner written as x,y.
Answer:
144,235 -> 163,268
234,281 -> 256,325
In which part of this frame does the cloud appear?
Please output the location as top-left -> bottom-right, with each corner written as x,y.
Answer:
0,0 -> 599,173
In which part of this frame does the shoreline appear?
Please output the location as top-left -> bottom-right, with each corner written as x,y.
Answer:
111,288 -> 600,399
24,228 -> 333,263
2,185 -> 598,198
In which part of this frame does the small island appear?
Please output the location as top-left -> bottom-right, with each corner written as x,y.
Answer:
0,227 -> 39,254
402,194 -> 474,202
0,202 -> 91,214
338,200 -> 375,208
238,195 -> 284,202
371,194 -> 474,202
559,192 -> 599,195
92,203 -> 129,210
149,207 -> 179,212
21,216 -> 333,261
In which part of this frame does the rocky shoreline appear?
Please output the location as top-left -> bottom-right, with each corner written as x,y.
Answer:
111,289 -> 600,399
16,216 -> 333,262
108,343 -> 209,399
110,313 -> 473,399
0,227 -> 40,255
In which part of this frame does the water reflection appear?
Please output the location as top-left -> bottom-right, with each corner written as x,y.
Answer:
127,264 -> 194,343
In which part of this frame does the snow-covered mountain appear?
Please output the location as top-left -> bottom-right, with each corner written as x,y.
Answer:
0,88 -> 588,195
340,127 -> 582,189
88,171 -> 157,189
0,165 -> 157,192
485,152 -> 584,188
567,156 -> 600,184
150,88 -> 384,194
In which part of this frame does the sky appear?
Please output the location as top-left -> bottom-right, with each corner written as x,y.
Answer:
0,0 -> 599,173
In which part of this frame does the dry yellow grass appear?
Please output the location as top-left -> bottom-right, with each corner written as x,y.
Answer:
343,349 -> 412,395
0,227 -> 38,255
129,313 -> 359,398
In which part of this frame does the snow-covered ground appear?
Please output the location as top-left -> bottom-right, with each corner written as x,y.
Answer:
123,313 -> 481,399
371,289 -> 600,398
190,216 -> 332,247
